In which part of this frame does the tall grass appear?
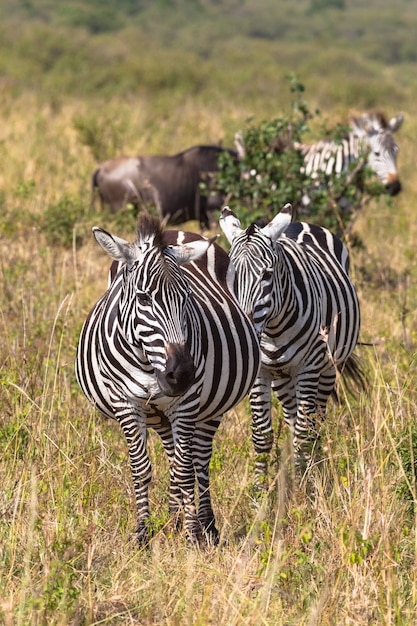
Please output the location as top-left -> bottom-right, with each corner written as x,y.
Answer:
1,302 -> 416,624
1,60 -> 417,625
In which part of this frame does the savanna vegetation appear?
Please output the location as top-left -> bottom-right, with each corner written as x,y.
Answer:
1,0 -> 417,624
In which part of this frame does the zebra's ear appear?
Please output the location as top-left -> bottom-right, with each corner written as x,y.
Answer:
93,227 -> 136,265
168,237 -> 216,265
388,114 -> 404,133
219,206 -> 243,244
261,203 -> 293,241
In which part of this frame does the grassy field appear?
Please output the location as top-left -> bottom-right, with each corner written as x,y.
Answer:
1,2 -> 417,624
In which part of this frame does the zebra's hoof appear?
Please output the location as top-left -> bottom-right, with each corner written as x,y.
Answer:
187,530 -> 205,550
202,521 -> 219,546
136,522 -> 151,548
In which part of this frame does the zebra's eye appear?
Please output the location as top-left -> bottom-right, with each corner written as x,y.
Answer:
373,151 -> 380,157
263,269 -> 273,281
136,291 -> 151,306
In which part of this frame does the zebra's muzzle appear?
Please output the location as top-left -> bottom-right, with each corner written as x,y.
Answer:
156,342 -> 196,397
386,178 -> 401,196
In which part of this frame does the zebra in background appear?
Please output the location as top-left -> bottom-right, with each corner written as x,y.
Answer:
220,203 -> 361,485
297,111 -> 404,201
76,213 -> 260,547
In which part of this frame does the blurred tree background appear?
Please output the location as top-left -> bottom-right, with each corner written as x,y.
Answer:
1,0 -> 414,236
0,0 -> 414,108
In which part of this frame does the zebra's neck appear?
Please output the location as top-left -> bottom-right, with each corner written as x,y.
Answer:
262,243 -> 322,343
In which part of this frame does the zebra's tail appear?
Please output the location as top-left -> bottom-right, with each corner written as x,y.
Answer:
333,351 -> 367,401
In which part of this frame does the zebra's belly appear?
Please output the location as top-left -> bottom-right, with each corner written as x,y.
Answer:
259,334 -> 331,377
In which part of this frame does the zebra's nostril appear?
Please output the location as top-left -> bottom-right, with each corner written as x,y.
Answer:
158,343 -> 197,396
386,179 -> 401,196
164,372 -> 176,387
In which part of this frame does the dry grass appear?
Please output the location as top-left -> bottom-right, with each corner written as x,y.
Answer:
1,91 -> 417,625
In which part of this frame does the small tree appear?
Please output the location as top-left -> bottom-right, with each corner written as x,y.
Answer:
210,75 -> 383,238
211,75 -> 311,228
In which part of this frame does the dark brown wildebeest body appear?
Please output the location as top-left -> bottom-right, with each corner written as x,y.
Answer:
91,145 -> 237,229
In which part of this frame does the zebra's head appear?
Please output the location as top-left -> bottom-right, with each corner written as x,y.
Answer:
220,204 -> 292,334
351,111 -> 404,195
93,214 -> 214,397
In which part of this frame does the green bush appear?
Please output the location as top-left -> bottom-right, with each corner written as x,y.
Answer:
73,111 -> 129,163
210,76 -> 379,236
41,194 -> 88,248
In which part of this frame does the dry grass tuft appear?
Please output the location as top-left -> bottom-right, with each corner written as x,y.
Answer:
1,90 -> 417,624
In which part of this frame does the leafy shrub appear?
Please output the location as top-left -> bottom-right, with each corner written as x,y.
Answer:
209,75 -> 310,228
210,76 -> 380,237
73,111 -> 129,163
41,194 -> 88,248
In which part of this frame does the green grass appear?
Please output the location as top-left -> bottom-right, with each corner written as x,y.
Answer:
1,112 -> 417,621
1,332 -> 417,623
1,2 -> 417,623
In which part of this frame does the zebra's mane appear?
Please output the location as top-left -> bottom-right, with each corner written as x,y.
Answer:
351,109 -> 388,130
366,110 -> 388,127
246,223 -> 261,238
136,212 -> 165,251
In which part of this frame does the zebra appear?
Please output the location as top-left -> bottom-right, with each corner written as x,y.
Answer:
219,203 -> 361,485
75,213 -> 260,547
297,111 -> 404,201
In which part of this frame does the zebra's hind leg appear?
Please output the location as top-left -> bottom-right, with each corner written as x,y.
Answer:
119,413 -> 152,547
194,418 -> 222,545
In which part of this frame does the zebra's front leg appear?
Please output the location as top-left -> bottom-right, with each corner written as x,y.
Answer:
249,377 -> 273,490
194,418 -> 222,545
294,368 -> 336,475
272,373 -> 297,473
155,422 -> 183,532
119,414 -> 152,547
172,420 -> 202,547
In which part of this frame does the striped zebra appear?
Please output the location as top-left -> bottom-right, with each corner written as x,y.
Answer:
297,111 -> 404,200
75,213 -> 260,547
220,203 -> 361,484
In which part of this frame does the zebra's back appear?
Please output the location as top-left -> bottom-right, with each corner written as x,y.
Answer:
282,220 -> 350,272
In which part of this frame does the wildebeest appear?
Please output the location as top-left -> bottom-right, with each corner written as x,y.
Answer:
91,145 -> 237,230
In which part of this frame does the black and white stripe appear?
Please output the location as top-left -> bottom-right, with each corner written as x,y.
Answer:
220,204 -> 361,483
297,111 -> 403,198
76,214 -> 260,546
